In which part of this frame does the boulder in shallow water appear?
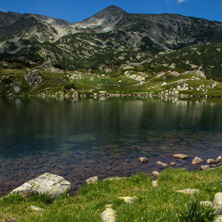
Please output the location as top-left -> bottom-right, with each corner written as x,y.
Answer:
207,159 -> 216,164
156,161 -> 168,168
173,154 -> 189,160
138,157 -> 148,163
10,173 -> 71,198
192,157 -> 204,165
217,156 -> 222,162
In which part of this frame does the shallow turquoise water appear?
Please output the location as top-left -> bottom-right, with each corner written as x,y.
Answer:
0,97 -> 222,196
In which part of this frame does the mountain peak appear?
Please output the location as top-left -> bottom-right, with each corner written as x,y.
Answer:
75,5 -> 127,32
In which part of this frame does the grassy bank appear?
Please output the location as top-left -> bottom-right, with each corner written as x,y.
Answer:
1,167 -> 221,221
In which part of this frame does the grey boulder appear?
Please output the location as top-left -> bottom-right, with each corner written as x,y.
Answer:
10,173 -> 71,198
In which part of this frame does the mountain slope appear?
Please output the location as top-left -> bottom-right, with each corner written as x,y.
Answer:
0,6 -> 222,77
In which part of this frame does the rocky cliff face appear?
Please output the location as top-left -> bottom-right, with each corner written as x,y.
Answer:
0,6 -> 222,77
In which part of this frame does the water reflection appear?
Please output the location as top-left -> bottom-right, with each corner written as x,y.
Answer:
0,97 -> 222,196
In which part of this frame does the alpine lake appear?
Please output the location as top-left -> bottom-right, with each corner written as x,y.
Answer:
1,96 -> 222,197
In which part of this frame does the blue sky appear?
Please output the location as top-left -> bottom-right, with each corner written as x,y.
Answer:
0,0 -> 221,23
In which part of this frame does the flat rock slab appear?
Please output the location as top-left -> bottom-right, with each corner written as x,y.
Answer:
10,173 -> 71,198
118,196 -> 138,204
173,154 -> 189,160
192,157 -> 204,165
156,161 -> 168,168
101,208 -> 116,222
177,189 -> 199,195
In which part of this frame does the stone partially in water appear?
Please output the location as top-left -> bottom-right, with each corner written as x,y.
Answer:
152,171 -> 160,177
138,157 -> 148,163
217,156 -> 222,162
207,159 -> 216,164
199,165 -> 210,171
192,157 -> 204,165
156,161 -> 168,168
86,176 -> 98,184
10,173 -> 71,198
173,154 -> 189,160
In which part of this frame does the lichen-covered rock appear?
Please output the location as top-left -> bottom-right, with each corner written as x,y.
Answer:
213,193 -> 222,209
10,173 -> 71,198
200,201 -> 213,207
101,208 -> 116,222
31,205 -> 45,211
177,189 -> 199,195
118,196 -> 138,204
192,157 -> 204,165
24,70 -> 43,86
152,180 -> 158,187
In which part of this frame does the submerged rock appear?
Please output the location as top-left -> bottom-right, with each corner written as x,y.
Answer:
10,173 -> 71,198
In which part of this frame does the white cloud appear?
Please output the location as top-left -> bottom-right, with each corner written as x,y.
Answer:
177,0 -> 186,3
0,8 -> 5,12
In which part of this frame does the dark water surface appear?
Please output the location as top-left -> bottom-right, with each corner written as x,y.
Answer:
1,97 -> 222,197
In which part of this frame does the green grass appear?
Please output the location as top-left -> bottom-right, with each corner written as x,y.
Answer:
1,167 -> 222,221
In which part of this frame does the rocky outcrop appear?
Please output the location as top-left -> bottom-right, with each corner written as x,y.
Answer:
24,70 -> 43,86
10,173 -> 71,198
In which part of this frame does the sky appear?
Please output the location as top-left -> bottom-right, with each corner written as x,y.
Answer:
0,0 -> 221,23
